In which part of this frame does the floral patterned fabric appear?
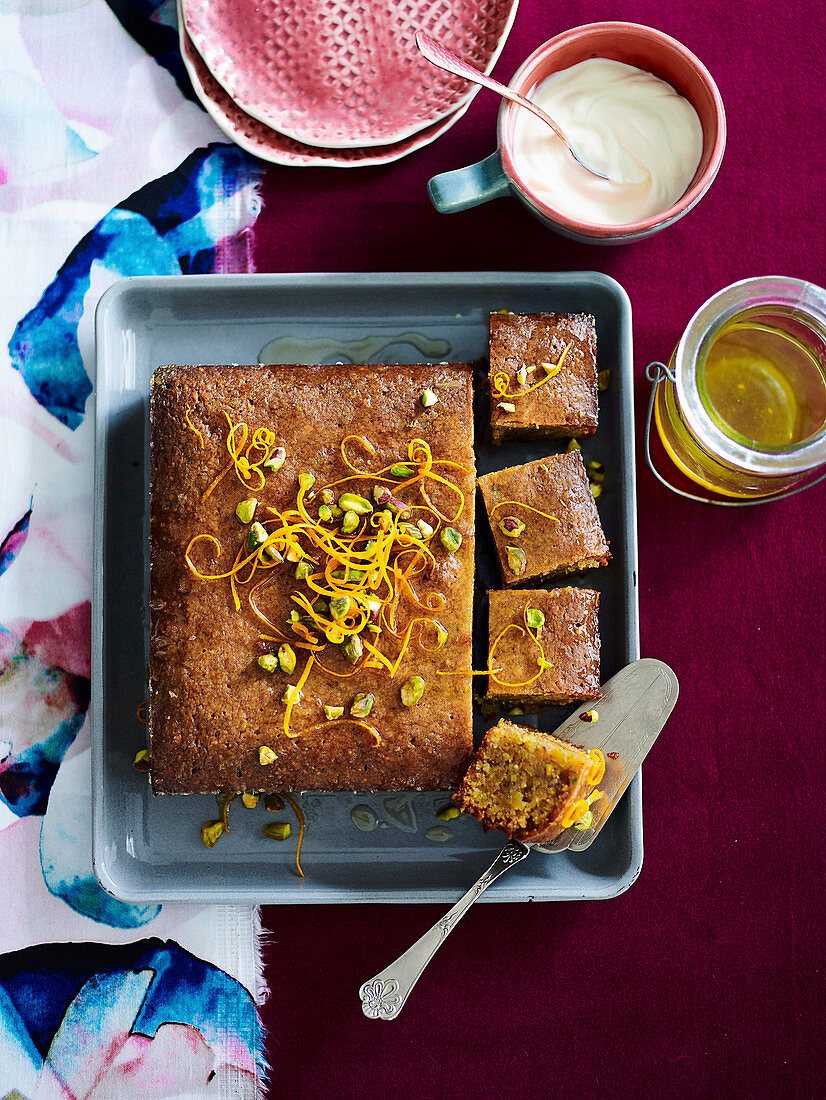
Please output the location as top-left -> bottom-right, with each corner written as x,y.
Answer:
0,1 -> 266,1095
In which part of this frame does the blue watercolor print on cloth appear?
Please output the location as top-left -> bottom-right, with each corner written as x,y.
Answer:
0,939 -> 263,1093
8,142 -> 259,429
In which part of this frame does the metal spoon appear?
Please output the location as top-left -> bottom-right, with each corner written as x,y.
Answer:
414,29 -> 614,181
359,658 -> 679,1019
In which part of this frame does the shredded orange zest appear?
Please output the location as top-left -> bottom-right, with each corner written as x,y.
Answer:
280,793 -> 305,877
489,500 -> 560,524
219,793 -> 236,833
283,652 -> 316,739
587,749 -> 606,785
491,340 -> 574,399
136,701 -> 148,724
184,407 -> 205,449
561,798 -> 591,829
187,418 -> 468,747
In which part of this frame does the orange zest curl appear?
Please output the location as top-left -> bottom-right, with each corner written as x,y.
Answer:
587,749 -> 606,785
281,793 -> 305,878
184,407 -> 205,449
560,797 -> 591,829
136,701 -> 148,724
491,340 -> 574,400
202,412 -> 281,501
489,500 -> 560,524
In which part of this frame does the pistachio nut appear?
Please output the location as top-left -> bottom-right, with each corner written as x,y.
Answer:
339,492 -> 372,515
235,497 -> 258,523
440,526 -> 462,553
400,675 -> 425,707
324,705 -> 345,720
241,793 -> 259,809
340,510 -> 359,534
263,822 -> 292,841
245,522 -> 269,555
498,516 -> 525,538
341,634 -> 363,665
257,653 -> 279,673
506,545 -> 527,576
421,389 -> 438,407
350,692 -> 375,719
201,820 -> 225,848
525,608 -> 545,633
258,745 -> 277,766
390,463 -> 415,479
277,644 -> 297,674
263,447 -> 286,472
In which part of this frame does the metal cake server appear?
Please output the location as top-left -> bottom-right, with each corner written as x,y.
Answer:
359,658 -> 679,1020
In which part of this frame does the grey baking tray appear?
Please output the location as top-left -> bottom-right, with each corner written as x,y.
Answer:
92,271 -> 639,904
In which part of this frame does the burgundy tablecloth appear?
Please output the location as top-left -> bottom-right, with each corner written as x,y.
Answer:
256,3 -> 825,1095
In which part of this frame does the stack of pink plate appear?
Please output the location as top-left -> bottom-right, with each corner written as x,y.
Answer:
177,0 -> 519,166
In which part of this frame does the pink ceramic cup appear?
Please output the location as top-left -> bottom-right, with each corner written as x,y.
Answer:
428,22 -> 727,244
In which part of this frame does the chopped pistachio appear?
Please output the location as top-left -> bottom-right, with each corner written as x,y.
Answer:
516,366 -> 528,387
264,543 -> 283,563
258,745 -> 277,766
277,644 -> 297,674
580,709 -> 599,723
298,472 -> 315,492
497,402 -> 516,413
235,497 -> 258,523
350,692 -> 375,719
421,389 -> 438,408
365,598 -> 382,623
506,545 -> 527,576
541,360 -> 563,378
201,820 -> 225,848
264,794 -> 285,812
288,609 -> 300,623
263,447 -> 286,472
258,653 -> 279,673
332,568 -> 365,583
436,805 -> 460,821
432,622 -> 448,649
598,369 -> 611,391
573,810 -> 594,831
526,608 -> 545,633
587,460 -> 606,483
294,560 -> 312,581
281,684 -> 301,705
339,492 -> 372,515
245,522 -> 269,555
341,510 -> 359,534
241,793 -> 259,809
416,519 -> 435,538
590,482 -> 603,500
285,544 -> 303,562
319,488 -> 335,504
318,504 -> 333,523
329,595 -> 352,621
498,516 -> 525,538
373,485 -> 392,505
314,598 -> 329,615
440,526 -> 462,553
325,623 -> 346,644
132,749 -> 151,772
397,522 -> 421,540
329,504 -> 343,519
390,463 -> 416,479
341,634 -> 363,665
566,438 -> 581,451
324,704 -> 345,720
537,657 -> 553,672
508,707 -> 524,716
263,821 -> 292,841
400,675 -> 425,707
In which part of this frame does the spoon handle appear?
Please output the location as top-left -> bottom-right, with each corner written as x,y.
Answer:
415,30 -> 568,144
358,839 -> 531,1020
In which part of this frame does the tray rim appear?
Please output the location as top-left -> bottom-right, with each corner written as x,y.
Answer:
91,270 -> 640,905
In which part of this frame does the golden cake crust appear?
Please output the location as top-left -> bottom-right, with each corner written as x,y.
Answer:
489,312 -> 598,442
478,450 -> 610,586
149,363 -> 475,794
486,587 -> 600,705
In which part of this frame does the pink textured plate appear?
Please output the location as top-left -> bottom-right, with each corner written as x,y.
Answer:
181,0 -> 519,149
181,21 -> 477,167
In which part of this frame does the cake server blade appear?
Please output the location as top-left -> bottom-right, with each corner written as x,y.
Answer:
358,658 -> 678,1020
534,657 -> 679,853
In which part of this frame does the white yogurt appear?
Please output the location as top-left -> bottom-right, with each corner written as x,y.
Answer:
511,58 -> 704,226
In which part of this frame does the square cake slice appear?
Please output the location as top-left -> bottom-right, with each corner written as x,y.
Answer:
486,588 -> 600,706
149,363 -> 475,794
453,719 -> 602,843
489,312 -> 598,442
478,450 -> 610,586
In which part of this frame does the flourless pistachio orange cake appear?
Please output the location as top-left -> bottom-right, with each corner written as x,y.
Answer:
149,363 -> 475,794
453,719 -> 605,843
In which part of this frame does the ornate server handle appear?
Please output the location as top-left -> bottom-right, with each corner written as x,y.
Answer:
358,839 -> 531,1020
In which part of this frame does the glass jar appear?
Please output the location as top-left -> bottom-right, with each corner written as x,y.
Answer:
652,277 -> 826,499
